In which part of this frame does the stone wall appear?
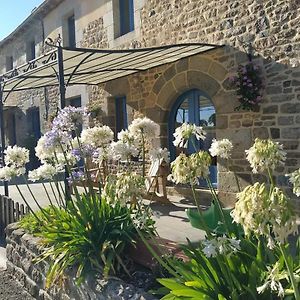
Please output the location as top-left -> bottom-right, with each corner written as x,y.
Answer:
5,223 -> 155,300
81,0 -> 300,209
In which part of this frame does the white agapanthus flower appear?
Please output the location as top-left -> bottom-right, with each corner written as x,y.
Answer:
92,146 -> 111,165
4,145 -> 29,168
231,182 -> 298,247
168,151 -> 211,185
257,263 -> 285,298
173,123 -> 206,148
81,125 -> 114,148
28,164 -> 59,182
111,141 -> 139,161
117,129 -> 137,145
245,138 -> 286,174
168,153 -> 193,184
114,172 -> 145,205
35,136 -> 56,163
149,148 -> 170,163
0,166 -> 26,181
202,236 -> 241,258
128,117 -> 159,140
209,138 -> 233,159
55,152 -> 78,168
286,168 -> 300,197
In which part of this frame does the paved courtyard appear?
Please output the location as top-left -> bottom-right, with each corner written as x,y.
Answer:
2,182 -> 205,243
0,182 -> 205,272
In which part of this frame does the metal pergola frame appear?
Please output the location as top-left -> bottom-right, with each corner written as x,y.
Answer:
0,39 -> 223,195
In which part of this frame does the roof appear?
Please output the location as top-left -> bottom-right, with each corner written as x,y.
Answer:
0,0 -> 63,47
0,43 -> 223,95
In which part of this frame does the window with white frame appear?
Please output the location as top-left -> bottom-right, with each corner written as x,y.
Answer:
113,0 -> 135,38
63,13 -> 76,47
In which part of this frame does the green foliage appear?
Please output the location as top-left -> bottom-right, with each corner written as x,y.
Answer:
157,237 -> 299,299
186,202 -> 243,236
19,195 -> 151,287
19,206 -> 56,234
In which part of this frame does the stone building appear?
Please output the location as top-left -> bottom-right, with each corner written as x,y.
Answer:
0,0 -> 300,209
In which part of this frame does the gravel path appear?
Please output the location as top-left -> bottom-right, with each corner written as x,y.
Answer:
0,271 -> 35,300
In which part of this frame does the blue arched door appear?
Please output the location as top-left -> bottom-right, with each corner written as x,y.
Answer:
168,89 -> 217,187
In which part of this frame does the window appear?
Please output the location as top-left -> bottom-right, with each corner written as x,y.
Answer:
114,0 -> 134,37
66,96 -> 81,108
27,107 -> 41,140
5,56 -> 13,72
26,41 -> 36,61
67,14 -> 76,48
115,96 -> 128,133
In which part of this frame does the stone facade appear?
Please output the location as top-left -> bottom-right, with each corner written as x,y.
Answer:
5,223 -> 155,300
0,0 -> 300,209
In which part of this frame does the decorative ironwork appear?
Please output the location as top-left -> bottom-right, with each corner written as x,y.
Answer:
1,50 -> 57,83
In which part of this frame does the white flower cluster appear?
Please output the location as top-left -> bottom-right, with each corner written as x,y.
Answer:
35,136 -> 55,163
81,125 -> 114,148
257,262 -> 285,298
128,117 -> 159,141
4,146 -> 29,168
28,164 -> 59,182
245,138 -> 286,174
114,172 -> 145,205
209,138 -> 233,159
149,148 -> 170,163
0,146 -> 29,181
168,151 -> 211,185
286,168 -> 300,197
0,166 -> 24,181
201,236 -> 241,258
173,123 -> 206,148
231,182 -> 298,248
111,141 -> 139,161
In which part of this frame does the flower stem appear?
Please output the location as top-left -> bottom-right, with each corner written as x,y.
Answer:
41,182 -> 55,208
191,184 -> 212,238
49,181 -> 62,208
141,131 -> 146,178
15,184 -> 40,222
279,244 -> 300,300
206,177 -> 230,235
22,176 -> 49,220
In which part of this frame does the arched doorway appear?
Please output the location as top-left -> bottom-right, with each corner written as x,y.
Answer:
168,89 -> 217,187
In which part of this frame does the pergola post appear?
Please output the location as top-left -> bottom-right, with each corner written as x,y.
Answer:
0,86 -> 9,196
57,44 -> 71,201
57,45 -> 66,109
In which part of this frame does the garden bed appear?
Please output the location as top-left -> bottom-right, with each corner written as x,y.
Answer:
5,223 -> 157,300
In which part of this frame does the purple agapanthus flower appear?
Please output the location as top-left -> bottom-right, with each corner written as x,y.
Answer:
52,106 -> 89,132
68,170 -> 85,184
71,145 -> 97,160
44,128 -> 71,148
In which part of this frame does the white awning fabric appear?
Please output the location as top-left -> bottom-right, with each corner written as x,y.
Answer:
1,43 -> 222,94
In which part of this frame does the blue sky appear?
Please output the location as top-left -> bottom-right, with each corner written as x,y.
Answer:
0,0 -> 44,41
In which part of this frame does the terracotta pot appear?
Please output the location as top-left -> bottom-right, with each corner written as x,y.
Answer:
128,236 -> 188,269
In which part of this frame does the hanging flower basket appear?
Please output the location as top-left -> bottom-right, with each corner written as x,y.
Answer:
231,62 -> 264,111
